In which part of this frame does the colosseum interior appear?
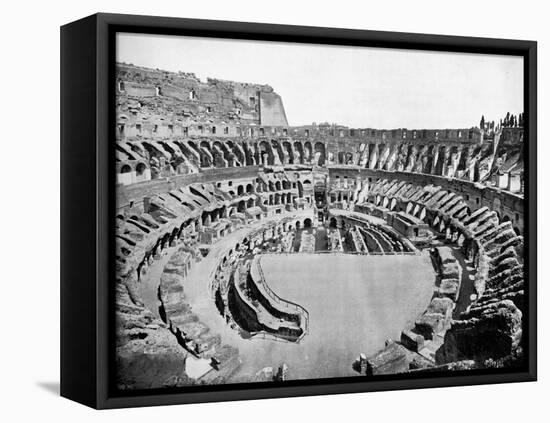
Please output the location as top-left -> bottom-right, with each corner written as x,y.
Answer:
115,62 -> 526,389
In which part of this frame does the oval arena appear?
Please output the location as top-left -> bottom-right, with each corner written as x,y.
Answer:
115,64 -> 525,389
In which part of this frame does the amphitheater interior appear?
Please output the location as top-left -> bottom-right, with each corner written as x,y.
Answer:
115,63 -> 526,389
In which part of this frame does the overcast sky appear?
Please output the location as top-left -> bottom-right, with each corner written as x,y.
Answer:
117,33 -> 523,129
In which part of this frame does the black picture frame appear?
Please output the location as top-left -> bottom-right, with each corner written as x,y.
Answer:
60,12 -> 537,409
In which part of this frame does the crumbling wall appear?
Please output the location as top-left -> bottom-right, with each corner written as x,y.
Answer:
260,92 -> 288,126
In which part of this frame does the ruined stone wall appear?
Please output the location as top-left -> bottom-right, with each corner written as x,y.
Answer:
117,63 -> 285,135
327,166 -> 524,234
117,166 -> 262,210
116,63 -> 523,195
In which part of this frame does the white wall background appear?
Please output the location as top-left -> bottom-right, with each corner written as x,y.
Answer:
0,0 -> 545,420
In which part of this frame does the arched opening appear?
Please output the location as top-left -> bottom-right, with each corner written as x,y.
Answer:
237,185 -> 244,196
199,141 -> 212,167
329,217 -> 337,228
297,181 -> 304,198
338,151 -> 346,164
246,183 -> 253,194
259,141 -> 274,165
201,211 -> 210,226
304,218 -> 312,228
136,162 -> 146,176
160,233 -> 170,250
271,140 -> 285,164
293,142 -> 304,164
210,209 -> 218,223
120,164 -> 132,174
169,227 -> 179,246
237,200 -> 246,213
314,142 -> 326,166
282,141 -> 293,164
304,142 -> 313,163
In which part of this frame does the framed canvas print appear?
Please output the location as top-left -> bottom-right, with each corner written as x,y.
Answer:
60,13 -> 537,409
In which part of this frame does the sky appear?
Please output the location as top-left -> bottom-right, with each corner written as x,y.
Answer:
117,33 -> 524,129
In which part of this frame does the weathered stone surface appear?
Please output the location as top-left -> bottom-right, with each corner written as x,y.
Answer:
435,300 -> 522,365
439,278 -> 460,301
401,329 -> 425,352
116,282 -> 191,390
366,341 -> 412,376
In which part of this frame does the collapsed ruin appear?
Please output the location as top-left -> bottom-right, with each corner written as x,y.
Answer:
115,63 -> 526,389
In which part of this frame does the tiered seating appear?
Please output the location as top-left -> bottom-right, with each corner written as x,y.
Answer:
359,178 -> 524,370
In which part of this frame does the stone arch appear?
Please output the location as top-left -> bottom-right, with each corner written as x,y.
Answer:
237,200 -> 246,212
136,162 -> 147,176
297,181 -> 304,198
338,151 -> 346,164
199,141 -> 213,167
169,227 -> 179,246
434,146 -> 447,175
282,141 -> 293,164
457,146 -> 470,171
314,142 -> 326,166
271,140 -> 285,164
259,140 -> 274,165
160,232 -> 171,250
293,142 -> 304,164
304,142 -> 313,163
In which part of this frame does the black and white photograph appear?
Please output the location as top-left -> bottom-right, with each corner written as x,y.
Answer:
114,32 -> 528,390
2,0 -> 547,419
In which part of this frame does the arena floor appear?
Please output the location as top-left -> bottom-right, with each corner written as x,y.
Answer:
254,253 -> 434,379
231,252 -> 435,381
